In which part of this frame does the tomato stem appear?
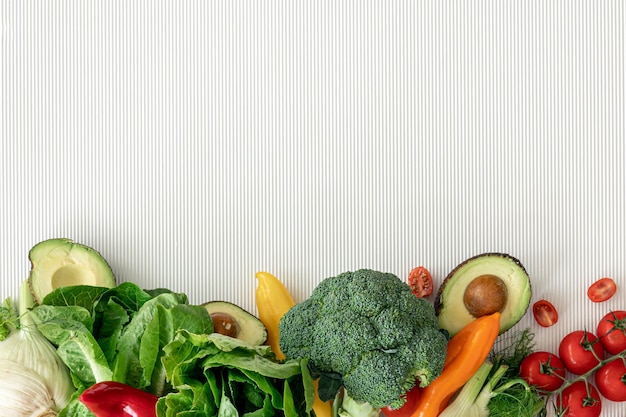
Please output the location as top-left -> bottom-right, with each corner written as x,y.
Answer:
539,356 -> 564,380
545,349 -> 626,397
581,379 -> 600,407
606,312 -> 626,335
579,329 -> 603,363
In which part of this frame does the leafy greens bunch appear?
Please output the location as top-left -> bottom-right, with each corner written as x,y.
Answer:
29,282 -> 214,417
158,330 -> 314,417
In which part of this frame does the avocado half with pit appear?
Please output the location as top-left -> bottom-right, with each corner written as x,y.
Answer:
203,301 -> 268,346
435,253 -> 531,336
28,238 -> 116,304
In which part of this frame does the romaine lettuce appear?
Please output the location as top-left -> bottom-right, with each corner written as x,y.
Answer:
158,330 -> 314,417
29,282 -> 213,416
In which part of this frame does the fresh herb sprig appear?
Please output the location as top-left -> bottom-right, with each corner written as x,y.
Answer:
440,328 -> 546,417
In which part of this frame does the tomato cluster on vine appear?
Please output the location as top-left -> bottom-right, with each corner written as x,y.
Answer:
520,310 -> 626,417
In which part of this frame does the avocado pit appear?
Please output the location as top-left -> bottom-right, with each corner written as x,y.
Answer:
202,301 -> 268,346
463,274 -> 508,317
434,252 -> 532,336
210,312 -> 241,338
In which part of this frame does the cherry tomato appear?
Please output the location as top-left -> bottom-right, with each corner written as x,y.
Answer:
558,330 -> 604,375
381,384 -> 422,417
594,358 -> 626,402
557,380 -> 602,417
587,277 -> 617,303
596,310 -> 626,355
519,351 -> 566,392
407,266 -> 433,298
532,299 -> 559,327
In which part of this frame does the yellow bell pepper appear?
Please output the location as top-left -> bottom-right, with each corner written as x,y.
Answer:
313,378 -> 333,417
254,271 -> 332,417
255,271 -> 296,361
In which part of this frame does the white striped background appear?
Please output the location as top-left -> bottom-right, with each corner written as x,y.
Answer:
1,1 -> 625,415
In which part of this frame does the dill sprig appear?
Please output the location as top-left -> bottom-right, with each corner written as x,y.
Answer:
490,327 -> 536,379
487,328 -> 546,417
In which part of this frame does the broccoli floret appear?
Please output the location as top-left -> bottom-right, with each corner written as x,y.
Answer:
279,269 -> 448,409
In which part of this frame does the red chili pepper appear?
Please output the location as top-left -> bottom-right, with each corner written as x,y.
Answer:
79,381 -> 158,417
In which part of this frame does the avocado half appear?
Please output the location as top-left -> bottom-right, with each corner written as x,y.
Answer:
28,238 -> 116,304
435,253 -> 532,336
203,301 -> 268,346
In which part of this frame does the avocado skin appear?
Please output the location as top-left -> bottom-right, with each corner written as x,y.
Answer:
28,238 -> 116,304
435,252 -> 532,336
203,300 -> 268,346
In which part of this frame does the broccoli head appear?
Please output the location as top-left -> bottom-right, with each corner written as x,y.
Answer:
278,269 -> 448,409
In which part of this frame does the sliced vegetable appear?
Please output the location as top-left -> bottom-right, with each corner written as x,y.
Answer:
596,310 -> 626,354
255,271 -> 296,361
587,277 -> 617,303
558,330 -> 605,375
79,381 -> 158,417
408,266 -> 433,298
519,351 -> 566,392
202,300 -> 267,345
435,253 -> 531,336
28,238 -> 116,304
594,358 -> 626,402
408,312 -> 501,417
556,380 -> 602,417
532,299 -> 558,328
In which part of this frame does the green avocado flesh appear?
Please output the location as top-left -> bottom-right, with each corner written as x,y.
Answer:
28,238 -> 116,304
203,301 -> 268,346
435,253 -> 532,336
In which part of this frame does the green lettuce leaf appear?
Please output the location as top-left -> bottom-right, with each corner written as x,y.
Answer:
31,282 -> 214,416
30,305 -> 113,386
157,331 -> 313,417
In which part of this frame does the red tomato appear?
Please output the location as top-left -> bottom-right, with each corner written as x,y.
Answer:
407,266 -> 433,298
587,277 -> 617,303
532,299 -> 559,327
381,384 -> 421,417
519,351 -> 566,392
558,330 -> 605,375
596,310 -> 626,355
557,380 -> 602,417
594,359 -> 626,402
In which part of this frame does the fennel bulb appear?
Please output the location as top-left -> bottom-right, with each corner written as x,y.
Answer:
0,282 -> 75,413
0,358 -> 60,417
439,361 -> 544,417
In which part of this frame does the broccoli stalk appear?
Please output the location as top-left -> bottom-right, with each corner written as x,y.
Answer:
439,360 -> 545,417
332,388 -> 381,417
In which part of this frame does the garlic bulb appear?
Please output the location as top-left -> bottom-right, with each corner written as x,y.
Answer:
0,359 -> 59,417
